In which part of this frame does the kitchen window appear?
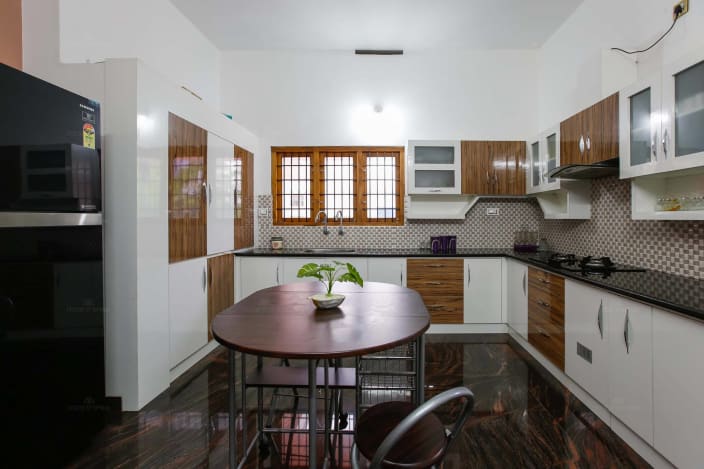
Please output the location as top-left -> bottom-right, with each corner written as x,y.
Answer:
272,146 -> 404,226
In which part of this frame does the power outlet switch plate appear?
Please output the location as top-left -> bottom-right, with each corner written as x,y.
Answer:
486,208 -> 499,216
674,0 -> 689,20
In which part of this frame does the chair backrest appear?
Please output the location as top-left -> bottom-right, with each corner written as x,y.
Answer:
369,386 -> 474,469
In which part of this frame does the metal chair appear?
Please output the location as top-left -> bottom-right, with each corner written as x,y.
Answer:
351,386 -> 474,469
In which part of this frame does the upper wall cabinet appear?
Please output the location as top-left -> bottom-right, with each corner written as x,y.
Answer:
407,140 -> 461,194
527,127 -> 560,194
461,140 -> 526,195
560,93 -> 619,166
169,113 -> 208,263
621,49 -> 704,178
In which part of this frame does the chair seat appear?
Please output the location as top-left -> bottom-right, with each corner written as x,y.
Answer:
355,401 -> 446,469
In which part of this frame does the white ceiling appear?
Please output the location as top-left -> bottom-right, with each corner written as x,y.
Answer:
170,0 -> 584,51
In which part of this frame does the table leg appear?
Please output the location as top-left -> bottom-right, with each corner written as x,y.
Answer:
308,359 -> 317,469
417,334 -> 425,405
241,351 -> 248,464
323,363 -> 330,469
228,349 -> 237,469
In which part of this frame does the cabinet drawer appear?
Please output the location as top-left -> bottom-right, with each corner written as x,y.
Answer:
407,277 -> 463,296
528,267 -> 564,296
528,286 -> 564,327
528,318 -> 565,370
407,259 -> 463,279
420,295 -> 463,324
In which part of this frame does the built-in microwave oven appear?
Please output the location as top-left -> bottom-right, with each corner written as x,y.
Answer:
0,143 -> 101,212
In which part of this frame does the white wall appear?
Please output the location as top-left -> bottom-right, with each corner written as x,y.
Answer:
27,0 -> 219,108
220,49 -> 540,195
539,0 -> 704,130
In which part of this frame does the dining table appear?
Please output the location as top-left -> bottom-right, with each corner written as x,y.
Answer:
211,281 -> 430,469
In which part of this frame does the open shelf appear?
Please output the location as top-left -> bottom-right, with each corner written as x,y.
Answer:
405,194 -> 479,219
534,181 -> 591,219
631,169 -> 704,220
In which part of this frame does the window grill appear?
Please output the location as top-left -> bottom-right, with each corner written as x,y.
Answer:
364,151 -> 400,222
275,152 -> 312,222
322,151 -> 356,220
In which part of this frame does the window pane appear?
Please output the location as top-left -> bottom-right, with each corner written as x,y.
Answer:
277,154 -> 311,220
322,152 -> 356,219
366,153 -> 399,220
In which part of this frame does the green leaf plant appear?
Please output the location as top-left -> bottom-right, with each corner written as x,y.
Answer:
297,261 -> 364,296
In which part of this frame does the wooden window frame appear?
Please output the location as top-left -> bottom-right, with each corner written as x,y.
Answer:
272,146 -> 404,226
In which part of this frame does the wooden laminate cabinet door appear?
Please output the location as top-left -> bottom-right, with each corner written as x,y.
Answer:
588,93 -> 619,164
407,259 -> 463,324
461,140 -> 491,194
169,113 -> 207,263
560,112 -> 584,166
207,254 -> 234,341
235,145 -> 254,249
493,141 -> 526,195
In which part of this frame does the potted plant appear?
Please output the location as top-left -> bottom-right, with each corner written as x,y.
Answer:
297,261 -> 364,309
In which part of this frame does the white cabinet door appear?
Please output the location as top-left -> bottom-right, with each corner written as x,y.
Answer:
407,140 -> 462,194
206,132 -> 235,255
653,308 -> 704,469
506,259 -> 527,339
168,257 -> 208,369
607,295 -> 653,444
237,257 -> 281,300
368,258 -> 406,286
281,257 -> 368,286
463,258 -> 502,323
564,280 -> 609,405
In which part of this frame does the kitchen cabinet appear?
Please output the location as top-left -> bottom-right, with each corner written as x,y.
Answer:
206,132 -> 236,255
506,259 -> 528,339
234,145 -> 254,249
527,267 -> 565,370
652,308 -> 704,469
560,93 -> 619,165
237,256 -> 282,301
463,258 -> 502,323
168,113 -> 208,263
527,127 -> 561,194
207,254 -> 234,341
407,258 -> 463,324
461,140 -> 526,195
407,140 -> 461,194
367,257 -> 406,286
564,280 -> 609,405
607,295 -> 653,444
168,257 -> 208,368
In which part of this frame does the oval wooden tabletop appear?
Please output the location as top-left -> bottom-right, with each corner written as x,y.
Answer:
211,282 -> 430,359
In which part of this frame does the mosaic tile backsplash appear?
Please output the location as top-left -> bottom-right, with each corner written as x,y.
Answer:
257,177 -> 703,279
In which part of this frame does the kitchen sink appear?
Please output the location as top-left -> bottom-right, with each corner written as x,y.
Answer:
302,248 -> 357,254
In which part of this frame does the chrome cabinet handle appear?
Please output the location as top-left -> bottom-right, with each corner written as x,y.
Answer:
624,309 -> 631,354
586,135 -> 591,151
467,266 -> 471,286
539,278 -> 550,285
276,265 -> 280,284
651,130 -> 658,161
202,267 -> 207,291
208,184 -> 213,207
662,128 -> 669,159
400,271 -> 403,285
486,171 -> 490,184
597,300 -> 604,339
425,281 -> 442,286
579,135 -> 585,154
429,189 -> 441,192
538,300 -> 550,308
537,326 -> 550,338
427,304 -> 446,310
522,271 -> 526,296
423,264 -> 445,268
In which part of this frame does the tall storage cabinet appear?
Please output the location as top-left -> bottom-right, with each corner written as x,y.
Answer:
103,59 -> 258,410
234,145 -> 255,249
206,133 -> 236,255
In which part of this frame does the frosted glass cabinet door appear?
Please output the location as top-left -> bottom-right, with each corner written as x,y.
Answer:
546,132 -> 557,183
629,88 -> 653,167
619,77 -> 662,178
530,140 -> 541,189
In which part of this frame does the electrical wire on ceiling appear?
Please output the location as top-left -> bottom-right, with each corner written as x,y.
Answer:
611,5 -> 683,55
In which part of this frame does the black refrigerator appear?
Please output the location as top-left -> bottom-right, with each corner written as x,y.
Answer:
0,63 -> 110,467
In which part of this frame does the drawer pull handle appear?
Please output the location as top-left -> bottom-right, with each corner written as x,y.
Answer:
427,304 -> 445,310
537,327 -> 550,338
539,278 -> 551,284
424,281 -> 442,285
423,264 -> 445,268
538,300 -> 550,308
597,300 -> 604,339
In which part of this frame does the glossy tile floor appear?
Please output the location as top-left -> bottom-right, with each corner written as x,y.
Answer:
68,335 -> 650,468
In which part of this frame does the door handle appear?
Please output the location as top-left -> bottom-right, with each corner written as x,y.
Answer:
579,135 -> 585,154
208,266 -> 213,287
586,135 -> 591,152
467,266 -> 471,286
424,281 -> 442,286
202,267 -> 207,292
537,326 -> 550,338
624,309 -> 631,354
597,300 -> 604,339
538,300 -> 550,308
429,189 -> 442,193
651,130 -> 658,161
208,184 -> 213,207
539,278 -> 551,285
662,128 -> 669,159
400,271 -> 403,285
276,265 -> 280,284
522,271 -> 526,296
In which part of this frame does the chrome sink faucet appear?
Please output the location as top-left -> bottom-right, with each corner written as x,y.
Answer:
335,210 -> 344,235
314,210 -> 329,235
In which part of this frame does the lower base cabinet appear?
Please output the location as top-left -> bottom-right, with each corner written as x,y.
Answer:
463,258 -> 502,323
237,257 -> 281,301
653,309 -> 704,469
367,258 -> 406,286
407,259 -> 463,324
207,254 -> 234,341
169,257 -> 208,368
506,259 -> 528,338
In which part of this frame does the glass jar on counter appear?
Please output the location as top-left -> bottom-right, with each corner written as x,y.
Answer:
270,236 -> 283,250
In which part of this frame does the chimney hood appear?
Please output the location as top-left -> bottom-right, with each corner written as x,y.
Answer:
547,157 -> 619,179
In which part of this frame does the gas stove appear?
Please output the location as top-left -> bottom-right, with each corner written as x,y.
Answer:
529,252 -> 647,278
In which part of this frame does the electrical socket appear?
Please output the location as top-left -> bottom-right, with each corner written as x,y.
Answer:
486,208 -> 499,216
673,0 -> 689,20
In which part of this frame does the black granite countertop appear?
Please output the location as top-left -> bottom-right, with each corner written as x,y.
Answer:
235,247 -> 704,321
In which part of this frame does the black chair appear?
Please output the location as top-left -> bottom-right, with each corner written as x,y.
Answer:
351,386 -> 474,469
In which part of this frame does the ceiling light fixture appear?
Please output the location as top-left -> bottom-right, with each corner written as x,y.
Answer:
355,49 -> 403,55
